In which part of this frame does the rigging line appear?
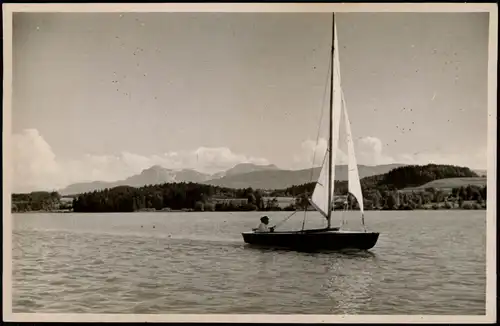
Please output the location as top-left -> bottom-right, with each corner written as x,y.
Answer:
342,196 -> 348,227
308,54 -> 332,185
301,209 -> 307,231
273,210 -> 298,229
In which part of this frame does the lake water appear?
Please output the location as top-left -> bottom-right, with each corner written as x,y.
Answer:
11,210 -> 486,315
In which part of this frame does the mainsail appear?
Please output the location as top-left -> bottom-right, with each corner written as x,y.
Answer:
309,151 -> 331,218
310,22 -> 343,219
310,22 -> 365,222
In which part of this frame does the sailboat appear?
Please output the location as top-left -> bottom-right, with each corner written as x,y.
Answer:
241,13 -> 380,251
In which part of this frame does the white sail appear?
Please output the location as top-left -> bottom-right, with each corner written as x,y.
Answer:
310,22 -> 343,219
331,21 -> 343,190
310,151 -> 330,218
342,93 -> 365,214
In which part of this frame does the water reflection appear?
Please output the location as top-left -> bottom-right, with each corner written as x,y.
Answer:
240,243 -> 380,314
331,249 -> 378,260
321,252 -> 379,314
243,244 -> 378,258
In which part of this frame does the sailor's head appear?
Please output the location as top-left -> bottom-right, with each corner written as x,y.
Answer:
260,216 -> 269,224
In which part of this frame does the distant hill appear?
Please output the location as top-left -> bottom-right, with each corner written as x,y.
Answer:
61,181 -> 114,196
205,168 -> 318,190
473,169 -> 487,177
59,163 -> 279,195
60,165 -> 212,195
273,164 -> 483,198
373,164 -> 480,189
59,163 -> 404,195
210,171 -> 226,179
224,163 -> 280,176
204,163 -> 406,190
401,177 -> 487,193
57,162 -> 481,196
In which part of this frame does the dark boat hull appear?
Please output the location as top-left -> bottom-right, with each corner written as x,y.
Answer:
242,230 -> 379,251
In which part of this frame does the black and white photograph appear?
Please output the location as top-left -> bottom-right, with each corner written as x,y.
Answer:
3,2 -> 497,323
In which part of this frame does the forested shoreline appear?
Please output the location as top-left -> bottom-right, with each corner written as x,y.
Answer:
12,164 -> 487,213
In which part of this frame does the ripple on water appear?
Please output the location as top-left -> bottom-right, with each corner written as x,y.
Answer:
11,211 -> 487,314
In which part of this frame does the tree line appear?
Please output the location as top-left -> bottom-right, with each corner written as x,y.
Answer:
272,164 -> 486,211
12,164 -> 486,213
12,191 -> 70,212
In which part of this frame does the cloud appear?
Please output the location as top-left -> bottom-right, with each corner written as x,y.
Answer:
357,136 -> 395,165
294,135 -> 487,170
356,136 -> 487,169
293,137 -> 347,169
10,129 -> 270,193
11,129 -> 62,192
293,136 -> 389,169
193,147 -> 269,173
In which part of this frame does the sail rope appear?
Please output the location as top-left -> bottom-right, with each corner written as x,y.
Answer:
301,209 -> 307,231
272,210 -> 298,230
342,196 -> 349,227
341,200 -> 346,227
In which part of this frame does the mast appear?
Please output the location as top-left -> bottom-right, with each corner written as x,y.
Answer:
327,12 -> 335,228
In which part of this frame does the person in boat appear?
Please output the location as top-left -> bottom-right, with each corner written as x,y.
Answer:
254,215 -> 275,233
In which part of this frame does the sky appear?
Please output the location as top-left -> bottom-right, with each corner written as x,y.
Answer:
11,12 -> 490,192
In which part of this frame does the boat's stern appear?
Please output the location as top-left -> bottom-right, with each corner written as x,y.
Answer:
360,231 -> 380,250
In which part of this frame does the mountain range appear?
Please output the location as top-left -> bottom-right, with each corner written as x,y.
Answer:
205,163 -> 408,190
59,163 -> 407,196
